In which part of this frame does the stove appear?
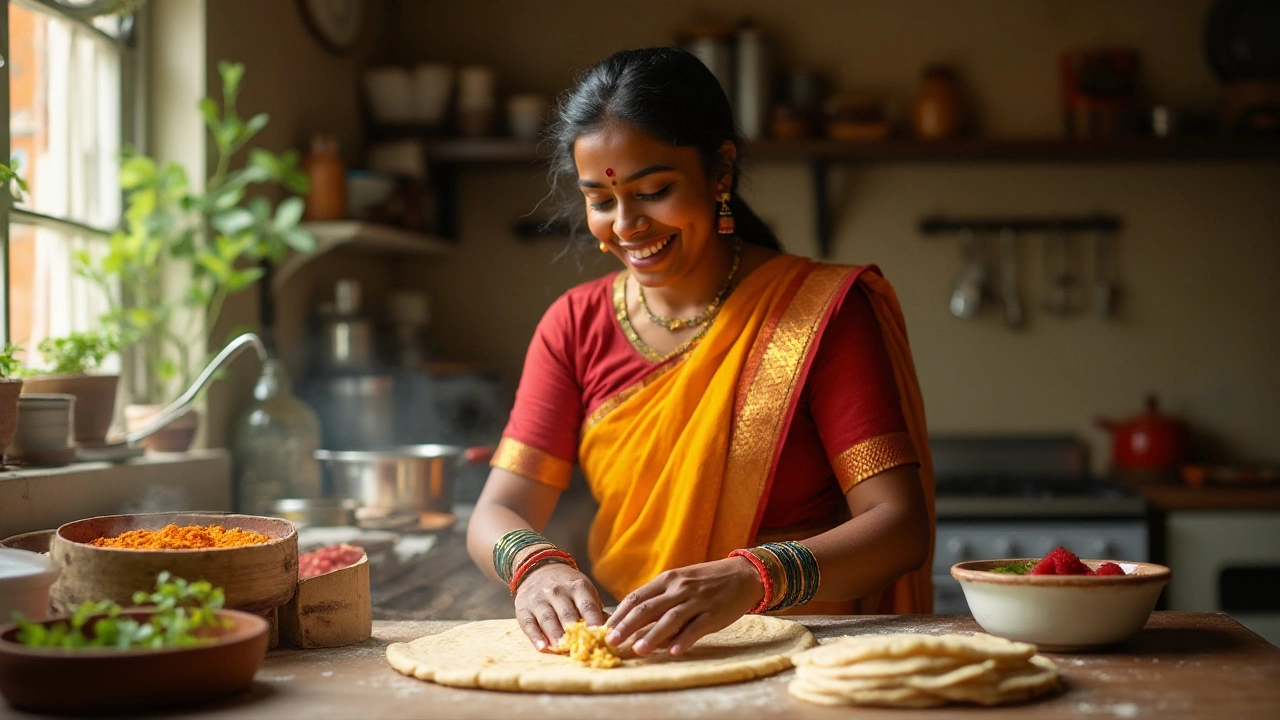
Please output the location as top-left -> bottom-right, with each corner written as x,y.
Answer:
929,436 -> 1150,614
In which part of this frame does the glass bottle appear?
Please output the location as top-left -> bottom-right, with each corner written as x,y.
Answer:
232,357 -> 323,516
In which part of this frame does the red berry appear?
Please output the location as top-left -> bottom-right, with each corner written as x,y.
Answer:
1094,562 -> 1126,576
1045,547 -> 1091,575
1030,556 -> 1058,575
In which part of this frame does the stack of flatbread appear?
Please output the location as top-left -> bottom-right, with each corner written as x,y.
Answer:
788,632 -> 1060,708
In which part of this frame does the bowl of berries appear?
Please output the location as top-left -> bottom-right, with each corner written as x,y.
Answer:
950,547 -> 1171,651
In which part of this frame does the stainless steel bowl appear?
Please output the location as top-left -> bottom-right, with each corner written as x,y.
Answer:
270,498 -> 361,528
314,445 -> 492,529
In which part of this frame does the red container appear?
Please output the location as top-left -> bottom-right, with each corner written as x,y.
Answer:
1096,396 -> 1190,473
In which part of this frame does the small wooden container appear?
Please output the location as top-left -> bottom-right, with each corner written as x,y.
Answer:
279,552 -> 372,649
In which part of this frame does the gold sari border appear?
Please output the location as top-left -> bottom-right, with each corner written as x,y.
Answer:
832,431 -> 919,493
715,262 -> 857,556
581,357 -> 686,435
492,438 -> 574,490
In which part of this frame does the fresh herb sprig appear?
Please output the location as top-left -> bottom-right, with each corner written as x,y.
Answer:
990,560 -> 1036,575
13,572 -> 228,650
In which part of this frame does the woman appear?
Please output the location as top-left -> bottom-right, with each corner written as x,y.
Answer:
466,47 -> 934,659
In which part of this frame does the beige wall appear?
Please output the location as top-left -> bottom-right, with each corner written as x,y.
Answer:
208,0 -> 1280,474
204,0 -> 390,446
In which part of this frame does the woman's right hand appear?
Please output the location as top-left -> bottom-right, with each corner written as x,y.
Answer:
513,562 -> 607,652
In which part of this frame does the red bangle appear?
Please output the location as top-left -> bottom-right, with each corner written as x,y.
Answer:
509,548 -> 578,595
728,549 -> 773,614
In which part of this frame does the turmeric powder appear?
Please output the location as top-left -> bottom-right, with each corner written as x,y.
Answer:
91,523 -> 270,550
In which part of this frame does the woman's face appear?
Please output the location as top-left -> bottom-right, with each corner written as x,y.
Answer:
574,123 -> 728,287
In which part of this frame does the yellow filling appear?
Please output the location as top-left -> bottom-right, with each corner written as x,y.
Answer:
556,620 -> 622,669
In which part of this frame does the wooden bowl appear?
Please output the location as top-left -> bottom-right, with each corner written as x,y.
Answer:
0,608 -> 267,714
280,552 -> 372,649
49,512 -> 298,616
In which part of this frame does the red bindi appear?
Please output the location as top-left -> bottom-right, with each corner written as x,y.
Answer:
605,167 -> 614,177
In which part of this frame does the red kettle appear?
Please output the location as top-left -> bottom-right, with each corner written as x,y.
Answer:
1095,395 -> 1190,472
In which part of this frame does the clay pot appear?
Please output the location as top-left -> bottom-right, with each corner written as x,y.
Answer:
9,394 -> 76,467
912,64 -> 966,141
20,374 -> 118,445
0,379 -> 22,464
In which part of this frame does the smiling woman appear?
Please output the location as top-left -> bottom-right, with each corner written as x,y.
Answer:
466,47 -> 936,661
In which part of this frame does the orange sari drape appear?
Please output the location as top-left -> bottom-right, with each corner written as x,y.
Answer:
578,255 -> 935,613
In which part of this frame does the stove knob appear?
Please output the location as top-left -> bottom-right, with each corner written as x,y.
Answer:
945,537 -> 971,561
993,537 -> 1018,558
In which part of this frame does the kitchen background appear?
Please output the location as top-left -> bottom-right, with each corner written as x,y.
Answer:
4,0 -> 1277,642
202,0 -> 1279,479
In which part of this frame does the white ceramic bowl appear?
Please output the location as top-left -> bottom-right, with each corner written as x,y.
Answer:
0,548 -> 60,622
951,558 -> 1171,651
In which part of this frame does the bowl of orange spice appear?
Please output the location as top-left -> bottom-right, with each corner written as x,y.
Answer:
48,512 -> 298,620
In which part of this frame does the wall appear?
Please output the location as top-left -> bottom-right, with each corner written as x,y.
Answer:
205,0 -> 1280,475
390,0 -> 1280,473
204,0 -> 393,446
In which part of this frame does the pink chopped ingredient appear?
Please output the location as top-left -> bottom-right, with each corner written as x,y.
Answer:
299,543 -> 365,580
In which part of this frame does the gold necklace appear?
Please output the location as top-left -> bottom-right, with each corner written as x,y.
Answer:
637,237 -> 743,332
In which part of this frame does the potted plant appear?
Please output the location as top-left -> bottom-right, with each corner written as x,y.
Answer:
20,330 -> 121,446
74,61 -> 313,451
0,342 -> 22,463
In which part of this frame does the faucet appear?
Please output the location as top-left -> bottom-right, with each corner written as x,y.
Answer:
122,332 -> 268,444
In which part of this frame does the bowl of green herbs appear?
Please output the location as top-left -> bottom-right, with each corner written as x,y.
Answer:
0,572 -> 268,714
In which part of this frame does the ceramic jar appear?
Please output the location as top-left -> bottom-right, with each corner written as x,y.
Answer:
10,394 -> 76,467
912,64 -> 965,141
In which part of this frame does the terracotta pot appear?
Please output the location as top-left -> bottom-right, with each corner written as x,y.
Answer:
124,403 -> 200,452
20,374 -> 119,445
1095,396 -> 1190,473
0,379 -> 22,464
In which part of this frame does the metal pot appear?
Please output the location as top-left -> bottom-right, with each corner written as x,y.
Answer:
314,445 -> 493,528
1095,395 -> 1190,474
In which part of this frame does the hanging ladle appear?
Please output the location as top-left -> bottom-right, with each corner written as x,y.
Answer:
949,227 -> 986,319
75,333 -> 268,462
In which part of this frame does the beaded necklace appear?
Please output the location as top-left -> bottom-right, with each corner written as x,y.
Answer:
637,237 -> 743,332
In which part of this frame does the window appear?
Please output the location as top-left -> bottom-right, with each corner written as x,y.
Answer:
2,0 -> 136,367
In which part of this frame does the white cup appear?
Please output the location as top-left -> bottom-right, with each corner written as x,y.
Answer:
412,63 -> 454,126
506,94 -> 548,140
363,66 -> 413,124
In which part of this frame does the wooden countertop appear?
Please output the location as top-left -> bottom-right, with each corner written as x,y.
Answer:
1136,484 -> 1280,511
112,612 -> 1279,720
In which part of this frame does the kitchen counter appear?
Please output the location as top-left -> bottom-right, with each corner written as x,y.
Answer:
1136,484 -> 1280,511
100,612 -> 1279,719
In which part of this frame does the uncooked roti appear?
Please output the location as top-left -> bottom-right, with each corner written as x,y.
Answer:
387,615 -> 815,693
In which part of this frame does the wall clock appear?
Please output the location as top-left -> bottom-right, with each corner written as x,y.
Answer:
298,0 -> 365,54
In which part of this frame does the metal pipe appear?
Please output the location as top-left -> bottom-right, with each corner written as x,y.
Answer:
122,332 -> 267,444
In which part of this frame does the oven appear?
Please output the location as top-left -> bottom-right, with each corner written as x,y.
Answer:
929,436 -> 1150,615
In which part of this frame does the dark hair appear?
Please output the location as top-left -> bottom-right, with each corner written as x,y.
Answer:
544,47 -> 782,252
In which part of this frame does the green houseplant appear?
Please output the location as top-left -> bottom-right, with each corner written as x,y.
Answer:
74,61 -> 314,449
21,330 -> 122,445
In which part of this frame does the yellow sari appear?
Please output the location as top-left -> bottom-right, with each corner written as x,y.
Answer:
578,255 -> 935,614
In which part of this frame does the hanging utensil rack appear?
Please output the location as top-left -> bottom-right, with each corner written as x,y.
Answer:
919,214 -> 1122,235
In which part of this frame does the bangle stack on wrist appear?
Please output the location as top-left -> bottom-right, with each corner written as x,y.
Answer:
728,540 -> 821,613
492,528 -> 579,596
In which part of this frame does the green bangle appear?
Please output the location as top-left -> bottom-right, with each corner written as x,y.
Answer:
491,528 -> 554,584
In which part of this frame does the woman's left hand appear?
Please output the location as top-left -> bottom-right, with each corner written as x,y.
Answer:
604,557 -> 763,657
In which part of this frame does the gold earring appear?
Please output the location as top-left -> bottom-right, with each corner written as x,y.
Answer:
599,242 -> 609,253
717,192 -> 735,235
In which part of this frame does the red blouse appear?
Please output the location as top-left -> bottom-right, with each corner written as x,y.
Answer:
500,269 -> 913,530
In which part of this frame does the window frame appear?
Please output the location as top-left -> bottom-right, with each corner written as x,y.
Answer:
0,0 -> 140,345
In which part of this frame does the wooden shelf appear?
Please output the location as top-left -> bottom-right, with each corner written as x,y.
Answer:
378,133 -> 1280,165
271,221 -> 453,292
367,131 -> 1280,257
